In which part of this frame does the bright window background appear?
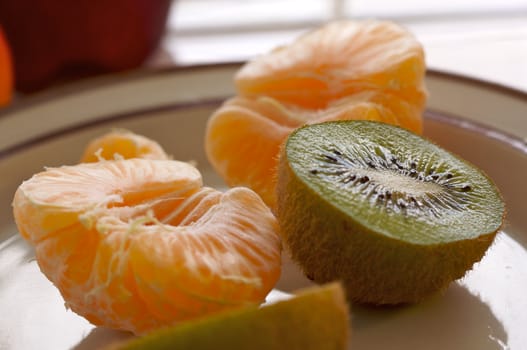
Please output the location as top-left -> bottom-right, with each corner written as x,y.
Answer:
154,0 -> 527,90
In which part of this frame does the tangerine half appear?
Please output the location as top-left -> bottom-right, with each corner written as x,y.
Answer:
12,135 -> 281,334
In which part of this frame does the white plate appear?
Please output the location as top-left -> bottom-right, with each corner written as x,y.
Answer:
1,65 -> 526,350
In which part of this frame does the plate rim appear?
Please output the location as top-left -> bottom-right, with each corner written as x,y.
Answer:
1,63 -> 526,118
1,64 -> 526,162
1,64 -> 526,350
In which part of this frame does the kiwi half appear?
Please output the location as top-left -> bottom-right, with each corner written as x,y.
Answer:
276,120 -> 505,305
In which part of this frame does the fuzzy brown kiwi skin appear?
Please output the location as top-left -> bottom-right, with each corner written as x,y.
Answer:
276,146 -> 502,305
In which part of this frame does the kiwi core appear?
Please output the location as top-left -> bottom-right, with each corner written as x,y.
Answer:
357,169 -> 442,196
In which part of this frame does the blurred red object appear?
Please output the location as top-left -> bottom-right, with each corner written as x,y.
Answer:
0,27 -> 13,105
0,0 -> 172,92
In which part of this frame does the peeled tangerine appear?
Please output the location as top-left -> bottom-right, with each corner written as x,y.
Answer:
12,131 -> 281,335
205,20 -> 427,209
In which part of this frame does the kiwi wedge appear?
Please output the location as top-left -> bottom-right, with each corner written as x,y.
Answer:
276,120 -> 505,305
106,283 -> 349,350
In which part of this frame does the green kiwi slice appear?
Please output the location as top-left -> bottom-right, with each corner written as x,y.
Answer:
276,120 -> 505,305
106,283 -> 349,350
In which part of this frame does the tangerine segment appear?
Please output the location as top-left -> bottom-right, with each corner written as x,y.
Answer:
205,98 -> 291,208
81,129 -> 169,162
235,20 -> 427,112
12,159 -> 281,334
319,91 -> 422,133
205,93 -> 416,208
129,187 -> 281,324
13,159 -> 200,243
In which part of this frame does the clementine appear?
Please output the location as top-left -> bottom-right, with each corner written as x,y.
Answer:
13,135 -> 281,335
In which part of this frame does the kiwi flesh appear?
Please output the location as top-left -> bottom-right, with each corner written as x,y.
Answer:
106,283 -> 349,350
276,120 -> 505,305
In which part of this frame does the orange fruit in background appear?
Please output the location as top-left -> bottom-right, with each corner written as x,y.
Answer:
0,27 -> 13,107
206,20 -> 427,208
81,129 -> 170,162
13,136 -> 281,334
